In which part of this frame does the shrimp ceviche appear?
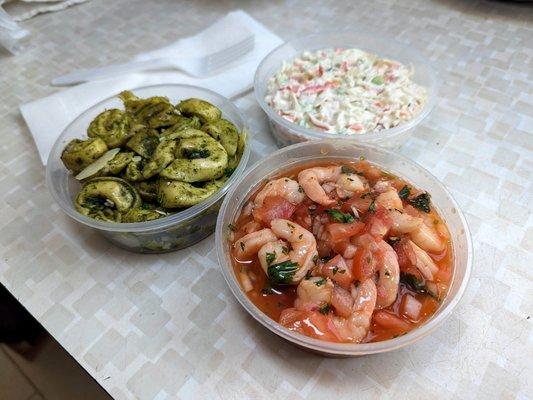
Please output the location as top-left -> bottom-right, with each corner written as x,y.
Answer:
229,159 -> 452,344
265,48 -> 427,135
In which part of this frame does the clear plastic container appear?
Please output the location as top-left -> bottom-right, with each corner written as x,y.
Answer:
216,140 -> 472,356
46,84 -> 250,253
254,32 -> 437,149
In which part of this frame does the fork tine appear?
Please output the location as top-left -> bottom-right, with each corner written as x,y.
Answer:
205,38 -> 254,68
206,36 -> 254,70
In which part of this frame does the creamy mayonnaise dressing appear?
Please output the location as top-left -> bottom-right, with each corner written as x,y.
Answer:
265,48 -> 427,135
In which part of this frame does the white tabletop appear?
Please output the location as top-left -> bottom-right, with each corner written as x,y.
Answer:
1,0 -> 532,399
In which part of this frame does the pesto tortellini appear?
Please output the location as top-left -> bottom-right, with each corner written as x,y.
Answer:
60,91 -> 245,223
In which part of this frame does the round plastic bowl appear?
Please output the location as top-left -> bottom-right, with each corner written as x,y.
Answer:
46,84 -> 250,253
254,32 -> 437,149
216,140 -> 471,356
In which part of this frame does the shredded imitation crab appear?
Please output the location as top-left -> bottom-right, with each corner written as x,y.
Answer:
265,48 -> 427,135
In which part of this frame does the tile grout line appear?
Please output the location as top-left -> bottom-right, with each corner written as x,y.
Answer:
0,345 -> 46,400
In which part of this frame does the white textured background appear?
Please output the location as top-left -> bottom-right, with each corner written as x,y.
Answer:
1,0 -> 532,399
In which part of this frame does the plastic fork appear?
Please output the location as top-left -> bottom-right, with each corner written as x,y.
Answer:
51,34 -> 255,86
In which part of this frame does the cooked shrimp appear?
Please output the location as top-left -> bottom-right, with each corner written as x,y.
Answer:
401,239 -> 438,280
375,188 -> 403,210
234,228 -> 277,259
409,222 -> 445,253
258,240 -> 289,274
298,166 -> 365,206
270,219 -> 318,283
254,178 -> 305,207
298,166 -> 340,206
294,277 -> 333,311
331,285 -> 354,318
330,279 -> 377,343
336,173 -> 365,199
389,209 -> 423,234
375,240 -> 400,309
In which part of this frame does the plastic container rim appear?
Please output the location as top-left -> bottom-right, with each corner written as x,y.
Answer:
45,83 -> 251,233
216,140 -> 472,356
253,31 -> 438,142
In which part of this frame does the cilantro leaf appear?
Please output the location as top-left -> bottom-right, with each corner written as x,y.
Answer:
268,261 -> 299,284
265,252 -> 276,265
326,209 -> 355,223
398,185 -> 411,200
409,192 -> 431,213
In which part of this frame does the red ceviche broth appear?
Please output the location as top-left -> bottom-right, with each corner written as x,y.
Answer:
229,159 -> 452,344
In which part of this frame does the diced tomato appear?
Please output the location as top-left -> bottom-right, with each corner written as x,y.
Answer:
372,310 -> 412,331
252,196 -> 296,226
317,239 -> 332,258
327,221 -> 365,241
393,239 -> 411,270
365,206 -> 392,238
331,238 -> 352,257
320,255 -> 353,289
293,203 -> 312,230
352,244 -> 376,281
279,309 -> 339,342
341,196 -> 373,213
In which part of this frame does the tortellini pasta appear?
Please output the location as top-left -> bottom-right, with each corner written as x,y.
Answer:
61,91 -> 244,223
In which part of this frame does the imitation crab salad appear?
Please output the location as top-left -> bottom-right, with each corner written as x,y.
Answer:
229,160 -> 452,343
265,48 -> 427,135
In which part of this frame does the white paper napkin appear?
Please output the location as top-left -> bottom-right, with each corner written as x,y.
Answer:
20,10 -> 283,165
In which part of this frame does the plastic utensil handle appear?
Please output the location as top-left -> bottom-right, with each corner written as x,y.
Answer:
51,58 -> 172,86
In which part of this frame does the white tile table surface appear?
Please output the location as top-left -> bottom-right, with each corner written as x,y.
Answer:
1,0 -> 532,399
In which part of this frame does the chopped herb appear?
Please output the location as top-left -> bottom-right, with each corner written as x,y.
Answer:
305,270 -> 313,280
240,242 -> 245,251
371,76 -> 384,85
398,185 -> 411,200
312,254 -> 319,265
228,223 -> 236,231
265,252 -> 276,265
268,261 -> 299,284
341,165 -> 356,174
332,265 -> 339,275
384,271 -> 391,277
410,192 -> 431,213
224,166 -> 236,177
401,273 -> 425,291
298,234 -> 303,239
318,303 -> 331,315
368,200 -> 376,213
326,209 -> 355,223
315,278 -> 327,287
359,155 -> 366,161
281,246 -> 290,255
298,185 -> 304,193
183,148 -> 210,159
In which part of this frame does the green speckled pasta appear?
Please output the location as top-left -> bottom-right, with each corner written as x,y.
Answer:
60,91 -> 245,223
75,177 -> 141,222
160,135 -> 228,182
61,137 -> 108,173
87,109 -> 132,148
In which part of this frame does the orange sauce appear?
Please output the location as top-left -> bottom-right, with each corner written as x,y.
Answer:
230,160 -> 453,343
